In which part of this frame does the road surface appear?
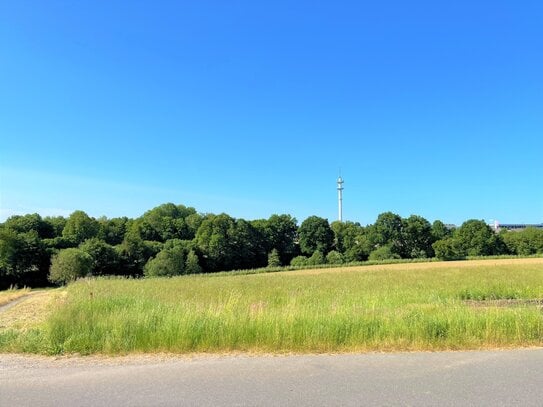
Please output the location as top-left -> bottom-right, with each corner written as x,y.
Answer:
1,349 -> 542,406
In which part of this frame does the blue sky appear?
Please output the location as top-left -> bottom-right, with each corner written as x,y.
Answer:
1,1 -> 542,225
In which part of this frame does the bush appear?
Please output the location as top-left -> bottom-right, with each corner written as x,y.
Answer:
326,250 -> 344,264
368,245 -> 400,261
306,250 -> 325,266
49,248 -> 93,285
432,238 -> 463,260
290,256 -> 308,267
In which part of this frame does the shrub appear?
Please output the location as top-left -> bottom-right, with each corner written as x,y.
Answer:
306,250 -> 325,266
49,248 -> 93,285
290,256 -> 308,267
326,250 -> 344,264
432,238 -> 463,260
368,245 -> 400,261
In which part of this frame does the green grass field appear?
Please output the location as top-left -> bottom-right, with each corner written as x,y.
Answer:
1,259 -> 542,355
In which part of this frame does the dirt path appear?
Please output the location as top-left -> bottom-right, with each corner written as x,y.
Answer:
0,292 -> 38,314
0,290 -> 56,329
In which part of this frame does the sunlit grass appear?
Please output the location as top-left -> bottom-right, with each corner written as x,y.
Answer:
1,259 -> 542,355
0,287 -> 31,306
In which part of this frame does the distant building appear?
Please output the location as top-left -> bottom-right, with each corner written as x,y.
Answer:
497,223 -> 543,231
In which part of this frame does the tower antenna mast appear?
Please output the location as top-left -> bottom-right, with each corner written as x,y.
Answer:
337,174 -> 344,222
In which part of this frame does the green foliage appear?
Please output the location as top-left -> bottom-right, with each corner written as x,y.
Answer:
431,220 -> 452,241
306,250 -> 325,266
49,248 -> 93,285
118,223 -> 161,276
402,215 -> 434,258
0,229 -> 50,288
432,238 -> 463,260
502,228 -> 543,255
454,220 -> 506,256
326,250 -> 344,264
262,214 -> 298,265
368,212 -> 403,249
3,213 -> 54,239
267,249 -> 282,267
185,249 -> 202,274
298,216 -> 334,256
290,256 -> 308,267
98,217 -> 128,245
44,216 -> 67,238
144,245 -> 186,277
369,245 -> 400,261
195,214 -> 236,272
62,211 -> 100,245
79,238 -> 120,276
138,203 -> 198,242
331,221 -> 369,261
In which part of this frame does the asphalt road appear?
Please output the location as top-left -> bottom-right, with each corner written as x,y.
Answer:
1,349 -> 542,406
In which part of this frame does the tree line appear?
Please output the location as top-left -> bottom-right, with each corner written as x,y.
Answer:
1,203 -> 542,288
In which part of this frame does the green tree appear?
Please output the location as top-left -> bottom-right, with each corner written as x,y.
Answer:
185,249 -> 202,274
0,229 -> 50,288
62,211 -> 100,245
44,216 -> 67,238
264,214 -> 298,265
138,203 -> 198,242
298,216 -> 334,256
4,213 -> 54,239
230,219 -> 266,270
267,248 -> 282,267
367,212 -> 405,256
118,223 -> 161,276
432,238 -> 463,260
454,219 -> 505,256
501,228 -> 543,255
402,215 -> 434,258
49,248 -> 92,285
79,238 -> 120,276
195,214 -> 236,271
431,220 -> 452,241
98,216 -> 128,245
144,245 -> 185,277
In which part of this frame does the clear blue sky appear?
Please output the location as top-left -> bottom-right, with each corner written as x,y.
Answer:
1,1 -> 542,226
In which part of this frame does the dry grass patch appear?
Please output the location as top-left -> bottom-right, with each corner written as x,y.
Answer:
292,258 -> 543,276
0,288 -> 31,307
0,290 -> 64,331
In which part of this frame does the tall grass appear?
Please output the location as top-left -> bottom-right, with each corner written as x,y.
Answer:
1,261 -> 542,354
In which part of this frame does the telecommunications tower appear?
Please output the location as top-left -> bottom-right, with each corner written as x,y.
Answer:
337,175 -> 344,222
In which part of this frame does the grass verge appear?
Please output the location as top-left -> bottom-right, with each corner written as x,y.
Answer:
1,258 -> 542,355
0,287 -> 31,307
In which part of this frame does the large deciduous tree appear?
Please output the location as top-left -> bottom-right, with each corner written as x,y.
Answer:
63,211 -> 100,245
298,216 -> 334,256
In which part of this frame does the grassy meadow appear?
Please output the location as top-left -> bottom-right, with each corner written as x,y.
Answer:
1,258 -> 542,355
